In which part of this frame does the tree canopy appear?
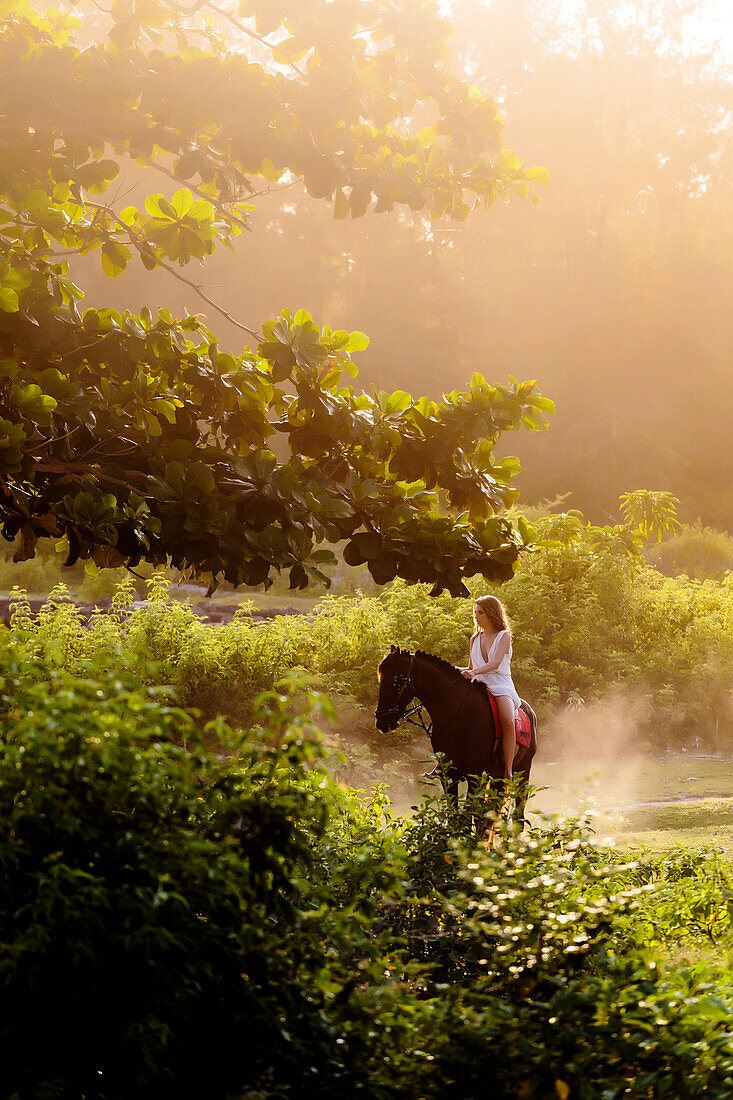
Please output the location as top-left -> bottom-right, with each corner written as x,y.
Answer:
0,0 -> 551,595
185,0 -> 730,529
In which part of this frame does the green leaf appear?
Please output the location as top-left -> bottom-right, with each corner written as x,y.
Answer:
157,196 -> 177,219
254,450 -> 276,478
496,149 -> 522,173
171,188 -> 194,217
101,240 -> 132,278
260,158 -> 281,183
344,330 -> 370,352
382,390 -> 411,415
0,287 -> 20,312
288,562 -> 308,589
525,165 -> 549,186
323,497 -> 355,519
150,398 -> 179,424
11,384 -> 57,425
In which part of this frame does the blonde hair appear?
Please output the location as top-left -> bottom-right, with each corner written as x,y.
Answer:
472,594 -> 511,638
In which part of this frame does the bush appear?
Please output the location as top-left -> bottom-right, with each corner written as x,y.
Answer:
647,522 -> 733,582
394,802 -> 733,1099
7,520 -> 733,758
2,645 -> 733,1097
0,644 -> 415,1098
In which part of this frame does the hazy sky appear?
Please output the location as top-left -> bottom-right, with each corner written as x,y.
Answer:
440,0 -> 733,62
689,3 -> 733,60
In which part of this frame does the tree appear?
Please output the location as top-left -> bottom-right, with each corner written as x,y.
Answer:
436,0 -> 733,524
0,0 -> 551,596
210,0 -> 731,529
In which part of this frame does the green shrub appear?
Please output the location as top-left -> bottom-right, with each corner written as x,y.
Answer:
0,645 -> 415,1098
7,526 -> 733,756
647,522 -> 733,582
395,805 -> 733,1099
2,644 -> 733,1097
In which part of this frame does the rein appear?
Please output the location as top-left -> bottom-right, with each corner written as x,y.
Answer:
401,699 -> 434,738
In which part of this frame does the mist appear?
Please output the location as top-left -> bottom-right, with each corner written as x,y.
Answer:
74,0 -> 733,530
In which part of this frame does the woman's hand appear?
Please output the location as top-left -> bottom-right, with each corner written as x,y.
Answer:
459,667 -> 474,679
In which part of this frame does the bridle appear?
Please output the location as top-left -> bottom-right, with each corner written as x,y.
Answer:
375,653 -> 420,726
375,651 -> 474,741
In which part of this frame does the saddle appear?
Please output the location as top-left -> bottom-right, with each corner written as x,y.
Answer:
484,688 -> 532,748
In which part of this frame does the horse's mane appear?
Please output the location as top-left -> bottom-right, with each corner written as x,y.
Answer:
414,650 -> 488,700
414,649 -> 456,674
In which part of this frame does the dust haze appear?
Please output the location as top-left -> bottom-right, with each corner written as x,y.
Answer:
327,685 -> 728,829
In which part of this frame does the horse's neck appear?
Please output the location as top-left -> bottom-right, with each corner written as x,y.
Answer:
412,657 -> 453,712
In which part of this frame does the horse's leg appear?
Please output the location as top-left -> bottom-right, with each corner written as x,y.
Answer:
513,703 -> 538,830
482,778 -> 505,847
514,774 -> 528,829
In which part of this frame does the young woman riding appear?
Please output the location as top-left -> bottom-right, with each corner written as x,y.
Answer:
460,595 -> 521,781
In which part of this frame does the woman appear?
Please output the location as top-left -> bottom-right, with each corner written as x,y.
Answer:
460,595 -> 521,780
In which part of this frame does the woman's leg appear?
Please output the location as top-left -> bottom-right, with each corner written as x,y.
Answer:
496,695 -> 517,780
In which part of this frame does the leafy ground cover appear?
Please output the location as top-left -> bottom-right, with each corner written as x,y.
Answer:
1,636 -> 733,1098
5,520 -> 733,750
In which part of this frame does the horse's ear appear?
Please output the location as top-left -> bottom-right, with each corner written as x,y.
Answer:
390,644 -> 398,653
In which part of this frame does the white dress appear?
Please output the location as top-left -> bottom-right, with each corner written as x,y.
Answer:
470,630 -> 521,710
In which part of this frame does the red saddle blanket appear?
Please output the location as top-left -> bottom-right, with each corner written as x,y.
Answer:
485,688 -> 532,748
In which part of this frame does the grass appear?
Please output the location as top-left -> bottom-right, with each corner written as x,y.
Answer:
618,825 -> 733,857
526,755 -> 733,856
624,796 -> 733,830
187,590 -> 322,613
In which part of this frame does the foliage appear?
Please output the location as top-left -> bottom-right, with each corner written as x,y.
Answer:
647,522 -> 733,582
0,531 -> 160,599
2,642 -> 733,1098
6,485 -> 733,753
0,0 -> 552,597
0,644 -> 415,1098
626,847 -> 733,950
475,493 -> 733,744
396,805 -> 733,1099
620,490 -> 682,543
240,0 -> 730,528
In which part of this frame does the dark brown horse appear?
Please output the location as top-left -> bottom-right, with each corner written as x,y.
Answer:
376,646 -> 538,825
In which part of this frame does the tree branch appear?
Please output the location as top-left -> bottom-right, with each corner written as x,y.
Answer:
204,2 -> 307,80
140,157 -> 254,233
34,462 -> 153,498
82,198 -> 263,341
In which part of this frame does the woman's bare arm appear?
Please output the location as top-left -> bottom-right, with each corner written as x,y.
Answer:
467,633 -> 510,676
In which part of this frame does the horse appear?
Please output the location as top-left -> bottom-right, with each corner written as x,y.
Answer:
375,645 -> 538,826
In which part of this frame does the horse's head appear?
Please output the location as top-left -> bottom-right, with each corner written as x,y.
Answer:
375,645 -> 415,732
